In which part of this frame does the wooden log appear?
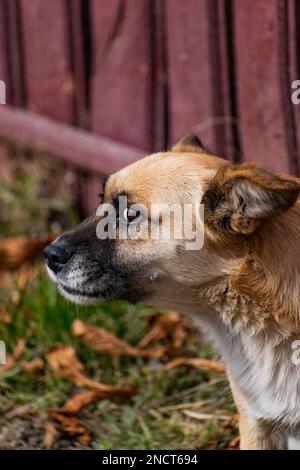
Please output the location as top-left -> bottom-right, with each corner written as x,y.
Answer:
0,106 -> 144,175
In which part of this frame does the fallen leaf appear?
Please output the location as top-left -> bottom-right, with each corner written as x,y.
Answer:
44,421 -> 59,449
61,390 -> 107,415
72,319 -> 140,356
46,346 -> 137,395
14,338 -> 26,359
163,357 -> 225,374
0,234 -> 58,270
139,312 -> 190,354
17,264 -> 35,290
0,338 -> 26,373
48,409 -> 90,446
72,319 -> 165,359
0,307 -> 11,324
23,357 -> 45,373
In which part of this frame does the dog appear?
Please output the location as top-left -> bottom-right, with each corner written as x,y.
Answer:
45,134 -> 300,449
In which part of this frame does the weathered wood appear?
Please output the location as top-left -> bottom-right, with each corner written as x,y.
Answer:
0,106 -> 144,175
150,0 -> 168,152
286,0 -> 300,175
20,0 -> 74,122
233,0 -> 291,173
166,0 -> 236,158
213,0 -> 237,161
5,0 -> 24,106
0,0 -> 9,103
68,0 -> 97,213
166,0 -> 216,152
68,0 -> 89,129
91,0 -> 153,150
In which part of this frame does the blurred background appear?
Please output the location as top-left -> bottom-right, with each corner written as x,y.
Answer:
0,0 -> 299,450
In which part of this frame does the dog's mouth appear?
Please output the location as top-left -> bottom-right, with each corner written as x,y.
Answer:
47,266 -> 104,305
58,284 -> 104,305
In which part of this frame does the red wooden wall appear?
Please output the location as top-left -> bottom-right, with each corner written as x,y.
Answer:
0,0 -> 300,212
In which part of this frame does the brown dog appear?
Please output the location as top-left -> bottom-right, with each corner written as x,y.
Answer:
45,134 -> 300,449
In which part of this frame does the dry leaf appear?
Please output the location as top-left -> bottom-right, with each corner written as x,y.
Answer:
46,346 -> 137,395
61,390 -> 107,415
72,319 -> 165,359
0,234 -> 57,270
72,319 -> 140,356
48,409 -> 91,446
23,357 -> 45,373
44,421 -> 59,449
139,312 -> 190,354
0,307 -> 11,324
17,264 -> 35,290
163,357 -> 225,374
0,338 -> 26,373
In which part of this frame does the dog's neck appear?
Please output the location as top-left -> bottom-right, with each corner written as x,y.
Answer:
190,207 -> 300,426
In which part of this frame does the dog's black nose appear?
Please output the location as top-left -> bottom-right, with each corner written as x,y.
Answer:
44,243 -> 74,273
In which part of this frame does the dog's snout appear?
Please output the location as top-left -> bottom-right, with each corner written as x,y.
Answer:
44,243 -> 74,273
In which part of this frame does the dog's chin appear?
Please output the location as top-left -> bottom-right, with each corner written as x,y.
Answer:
58,285 -> 104,305
46,266 -> 105,305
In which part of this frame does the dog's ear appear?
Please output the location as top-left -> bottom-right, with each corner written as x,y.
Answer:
171,133 -> 207,154
203,163 -> 300,235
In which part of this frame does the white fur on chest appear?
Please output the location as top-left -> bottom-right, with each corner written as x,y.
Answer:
195,313 -> 300,427
288,436 -> 300,449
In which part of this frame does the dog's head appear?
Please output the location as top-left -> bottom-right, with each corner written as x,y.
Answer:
45,134 -> 300,312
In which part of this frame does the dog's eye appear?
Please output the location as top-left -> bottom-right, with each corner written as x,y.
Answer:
123,207 -> 140,223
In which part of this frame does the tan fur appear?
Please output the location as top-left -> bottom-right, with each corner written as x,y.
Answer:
49,134 -> 300,449
106,142 -> 300,449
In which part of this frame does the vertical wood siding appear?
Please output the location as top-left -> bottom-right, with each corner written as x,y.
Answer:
0,0 -> 300,213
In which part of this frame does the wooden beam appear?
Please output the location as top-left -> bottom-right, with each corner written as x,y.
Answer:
0,106 -> 145,175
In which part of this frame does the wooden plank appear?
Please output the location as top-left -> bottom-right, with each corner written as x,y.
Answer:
287,0 -> 300,175
166,0 -> 236,158
214,0 -> 238,161
68,0 -> 97,213
0,106 -> 144,175
0,0 -> 10,102
233,0 -> 291,173
68,0 -> 89,129
20,0 -> 74,122
5,0 -> 25,106
151,0 -> 168,152
0,0 -> 20,178
20,0 -> 100,213
166,0 -> 216,152
91,0 -> 153,150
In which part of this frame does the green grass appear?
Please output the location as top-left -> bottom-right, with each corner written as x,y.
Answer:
0,269 -> 237,449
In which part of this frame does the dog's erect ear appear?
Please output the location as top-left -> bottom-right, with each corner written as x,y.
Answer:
203,163 -> 300,235
171,133 -> 207,154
